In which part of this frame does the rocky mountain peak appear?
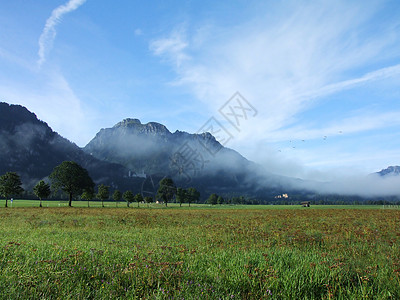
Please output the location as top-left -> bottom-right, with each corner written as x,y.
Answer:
111,118 -> 170,135
113,118 -> 142,128
198,132 -> 217,141
377,166 -> 400,176
145,122 -> 170,134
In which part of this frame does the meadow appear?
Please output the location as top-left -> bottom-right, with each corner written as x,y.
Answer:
0,203 -> 399,299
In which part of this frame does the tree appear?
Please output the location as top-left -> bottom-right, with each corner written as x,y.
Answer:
112,190 -> 122,207
33,180 -> 51,208
97,184 -> 109,208
144,196 -> 153,207
187,187 -> 200,207
123,190 -> 135,207
49,161 -> 94,207
0,172 -> 24,208
81,188 -> 95,208
217,195 -> 224,205
176,188 -> 188,207
134,193 -> 143,207
207,193 -> 218,205
156,177 -> 176,207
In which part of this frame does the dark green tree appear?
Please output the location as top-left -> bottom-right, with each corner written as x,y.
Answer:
113,190 -> 122,207
123,190 -> 135,207
33,180 -> 51,207
144,196 -> 153,207
49,161 -> 94,207
97,184 -> 109,208
217,195 -> 224,205
187,187 -> 200,207
231,197 -> 239,204
176,187 -> 188,207
0,172 -> 24,208
207,193 -> 218,205
156,177 -> 176,207
81,188 -> 95,208
134,193 -> 143,207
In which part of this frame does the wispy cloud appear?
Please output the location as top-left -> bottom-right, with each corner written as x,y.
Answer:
150,27 -> 189,68
265,110 -> 400,142
150,0 -> 400,179
150,1 -> 399,127
37,0 -> 87,67
134,29 -> 143,36
306,63 -> 400,101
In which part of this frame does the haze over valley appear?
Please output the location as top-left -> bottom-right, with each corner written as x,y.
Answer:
1,0 -> 400,199
1,102 -> 399,202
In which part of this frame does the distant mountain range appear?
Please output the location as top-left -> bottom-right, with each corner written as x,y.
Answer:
376,166 -> 400,176
83,118 -> 297,198
0,102 -> 287,198
0,101 -> 398,200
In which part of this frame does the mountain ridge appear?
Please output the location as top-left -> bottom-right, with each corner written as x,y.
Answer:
2,101 -> 398,200
376,166 -> 400,177
0,102 -> 129,189
83,116 -> 258,193
0,101 -> 273,198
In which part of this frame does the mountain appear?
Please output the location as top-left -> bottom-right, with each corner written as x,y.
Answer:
83,118 -> 296,198
3,101 -> 399,201
84,118 -> 244,174
84,118 -> 176,174
0,102 -> 301,199
0,102 -> 129,189
377,166 -> 400,176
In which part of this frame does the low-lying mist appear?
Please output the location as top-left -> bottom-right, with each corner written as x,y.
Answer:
252,159 -> 400,198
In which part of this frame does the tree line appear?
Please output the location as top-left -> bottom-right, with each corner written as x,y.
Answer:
0,161 -> 201,208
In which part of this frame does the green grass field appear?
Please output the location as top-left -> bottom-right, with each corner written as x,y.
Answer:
0,204 -> 399,299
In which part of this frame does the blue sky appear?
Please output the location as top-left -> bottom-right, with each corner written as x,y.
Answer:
1,0 -> 400,181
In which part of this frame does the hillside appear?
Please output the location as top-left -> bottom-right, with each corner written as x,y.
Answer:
83,118 -> 295,197
0,102 -> 129,189
0,102 -> 310,199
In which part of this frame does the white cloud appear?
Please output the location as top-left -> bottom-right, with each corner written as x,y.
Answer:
300,173 -> 400,197
150,27 -> 190,68
306,63 -> 400,101
134,28 -> 143,36
150,1 -> 399,130
264,110 -> 400,142
37,0 -> 87,67
150,0 -> 400,181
